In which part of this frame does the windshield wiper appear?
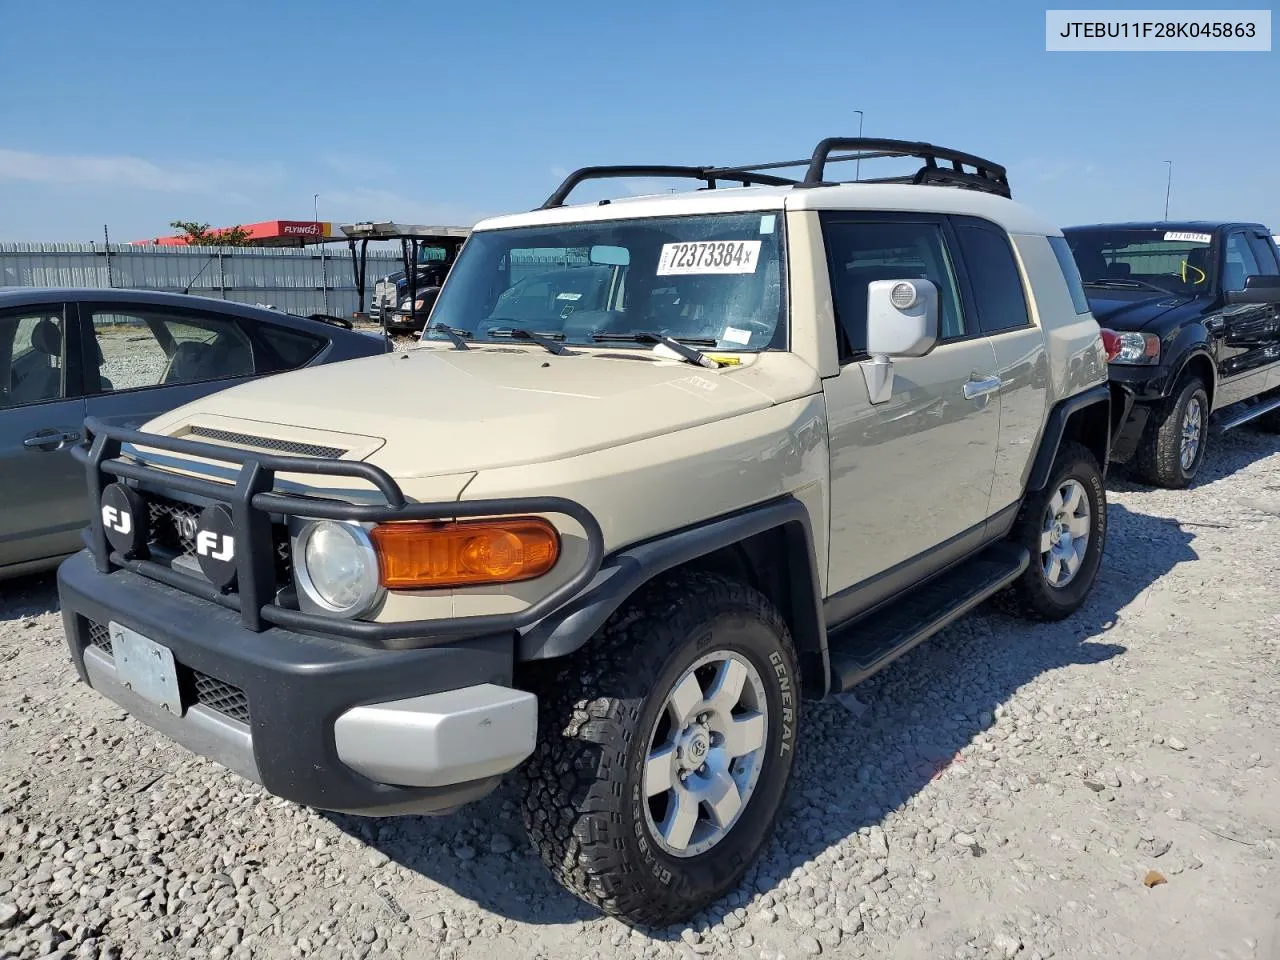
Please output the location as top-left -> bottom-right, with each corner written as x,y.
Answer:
1084,278 -> 1177,295
486,327 -> 570,356
591,332 -> 721,369
428,323 -> 472,350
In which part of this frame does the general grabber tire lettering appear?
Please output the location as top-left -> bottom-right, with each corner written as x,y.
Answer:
520,570 -> 800,927
997,441 -> 1106,622
1135,374 -> 1210,488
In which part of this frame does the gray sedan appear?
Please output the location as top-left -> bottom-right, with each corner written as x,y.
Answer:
0,288 -> 391,579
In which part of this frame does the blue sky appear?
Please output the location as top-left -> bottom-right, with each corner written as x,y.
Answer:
0,0 -> 1275,242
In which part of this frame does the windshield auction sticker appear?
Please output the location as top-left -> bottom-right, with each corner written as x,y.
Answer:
657,241 -> 761,276
1165,232 -> 1213,244
1046,10 -> 1270,50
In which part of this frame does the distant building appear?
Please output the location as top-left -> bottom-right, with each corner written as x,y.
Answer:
135,221 -> 335,247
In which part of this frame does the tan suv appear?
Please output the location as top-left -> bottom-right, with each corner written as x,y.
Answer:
57,138 -> 1113,926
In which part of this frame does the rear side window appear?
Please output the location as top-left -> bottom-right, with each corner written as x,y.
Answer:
257,325 -> 326,371
1048,236 -> 1092,314
953,221 -> 1033,333
1246,234 -> 1280,275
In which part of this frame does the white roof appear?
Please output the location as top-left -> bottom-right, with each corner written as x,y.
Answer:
476,182 -> 1060,238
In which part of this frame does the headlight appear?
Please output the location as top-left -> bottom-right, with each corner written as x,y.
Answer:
1101,328 -> 1160,365
295,520 -> 381,617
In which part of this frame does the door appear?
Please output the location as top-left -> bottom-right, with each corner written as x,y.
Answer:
0,304 -> 89,570
78,301 -> 261,432
819,214 -> 1000,596
950,217 -> 1053,515
1212,231 -> 1276,407
1243,232 -> 1280,392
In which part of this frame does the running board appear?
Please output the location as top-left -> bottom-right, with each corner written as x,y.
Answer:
1217,394 -> 1280,432
827,543 -> 1029,694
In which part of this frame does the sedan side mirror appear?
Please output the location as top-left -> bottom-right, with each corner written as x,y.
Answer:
1224,274 -> 1280,305
860,278 -> 940,405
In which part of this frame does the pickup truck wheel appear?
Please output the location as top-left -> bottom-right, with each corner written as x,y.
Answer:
521,570 -> 800,926
997,441 -> 1106,622
1136,376 -> 1210,488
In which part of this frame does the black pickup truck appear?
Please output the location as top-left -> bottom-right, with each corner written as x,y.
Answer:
1063,221 -> 1280,487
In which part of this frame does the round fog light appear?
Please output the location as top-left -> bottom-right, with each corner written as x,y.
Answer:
296,520 -> 381,617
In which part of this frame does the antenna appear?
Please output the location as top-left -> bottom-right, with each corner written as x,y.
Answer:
182,252 -> 219,295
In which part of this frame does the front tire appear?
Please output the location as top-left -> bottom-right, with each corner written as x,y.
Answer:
1136,375 -> 1210,488
998,441 -> 1107,621
521,571 -> 800,927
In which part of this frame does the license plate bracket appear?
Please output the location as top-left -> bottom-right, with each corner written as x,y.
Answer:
109,622 -> 183,716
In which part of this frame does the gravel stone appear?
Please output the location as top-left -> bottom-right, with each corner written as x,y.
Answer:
2,430 -> 1279,959
797,934 -> 823,955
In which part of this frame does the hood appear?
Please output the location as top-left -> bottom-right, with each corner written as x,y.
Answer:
143,345 -> 819,480
1085,292 -> 1198,331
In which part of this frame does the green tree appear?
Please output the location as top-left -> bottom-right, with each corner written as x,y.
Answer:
168,220 -> 255,246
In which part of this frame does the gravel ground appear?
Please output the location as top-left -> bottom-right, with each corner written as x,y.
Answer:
2,426 -> 1279,960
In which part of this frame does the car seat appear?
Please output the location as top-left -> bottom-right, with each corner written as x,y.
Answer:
11,319 -> 63,403
1070,247 -> 1110,283
1183,248 -> 1212,287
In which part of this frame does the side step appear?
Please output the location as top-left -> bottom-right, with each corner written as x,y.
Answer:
1217,394 -> 1280,432
827,543 -> 1030,694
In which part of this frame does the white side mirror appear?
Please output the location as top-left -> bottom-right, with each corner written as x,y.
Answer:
866,278 -> 939,358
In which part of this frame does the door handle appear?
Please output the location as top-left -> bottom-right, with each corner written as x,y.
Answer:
23,428 -> 82,449
962,375 -> 1002,400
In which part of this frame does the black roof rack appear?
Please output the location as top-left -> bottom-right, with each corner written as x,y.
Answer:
540,165 -> 798,209
543,138 -> 1011,208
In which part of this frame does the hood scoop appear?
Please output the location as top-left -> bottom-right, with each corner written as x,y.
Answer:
180,425 -> 351,459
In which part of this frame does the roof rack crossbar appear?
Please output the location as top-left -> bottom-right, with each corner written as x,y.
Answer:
798,138 -> 1011,197
540,165 -> 796,209
541,138 -> 1011,210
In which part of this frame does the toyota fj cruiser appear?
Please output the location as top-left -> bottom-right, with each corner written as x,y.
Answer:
57,138 -> 1113,926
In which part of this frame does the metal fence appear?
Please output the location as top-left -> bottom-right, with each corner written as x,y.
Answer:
0,243 -> 406,317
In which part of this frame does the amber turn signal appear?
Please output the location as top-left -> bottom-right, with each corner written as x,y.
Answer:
370,517 -> 560,589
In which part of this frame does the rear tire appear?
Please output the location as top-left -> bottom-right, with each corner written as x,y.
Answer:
521,570 -> 800,927
997,441 -> 1106,622
1135,376 -> 1210,488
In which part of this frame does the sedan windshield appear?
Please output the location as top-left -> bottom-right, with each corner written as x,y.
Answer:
1062,227 -> 1216,296
425,211 -> 786,351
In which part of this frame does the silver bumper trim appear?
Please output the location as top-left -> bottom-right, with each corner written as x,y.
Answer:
83,646 -> 261,784
334,683 -> 537,788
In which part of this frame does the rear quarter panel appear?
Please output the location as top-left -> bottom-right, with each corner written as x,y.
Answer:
1011,233 -> 1108,405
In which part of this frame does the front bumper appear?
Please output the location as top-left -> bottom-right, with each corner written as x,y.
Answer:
1107,365 -> 1169,463
59,551 -> 535,816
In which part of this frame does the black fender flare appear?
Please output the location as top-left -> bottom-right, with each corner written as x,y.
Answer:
1164,336 -> 1218,404
1027,382 -> 1112,491
517,495 -> 830,693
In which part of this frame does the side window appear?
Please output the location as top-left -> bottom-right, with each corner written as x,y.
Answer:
91,308 -> 254,393
1222,233 -> 1261,292
1246,234 -> 1280,276
1048,236 -> 1092,314
821,218 -> 965,359
953,221 -> 1033,333
257,325 -> 326,372
1,309 -> 66,407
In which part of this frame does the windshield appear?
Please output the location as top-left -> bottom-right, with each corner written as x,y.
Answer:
425,211 -> 786,350
1062,227 -> 1216,295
